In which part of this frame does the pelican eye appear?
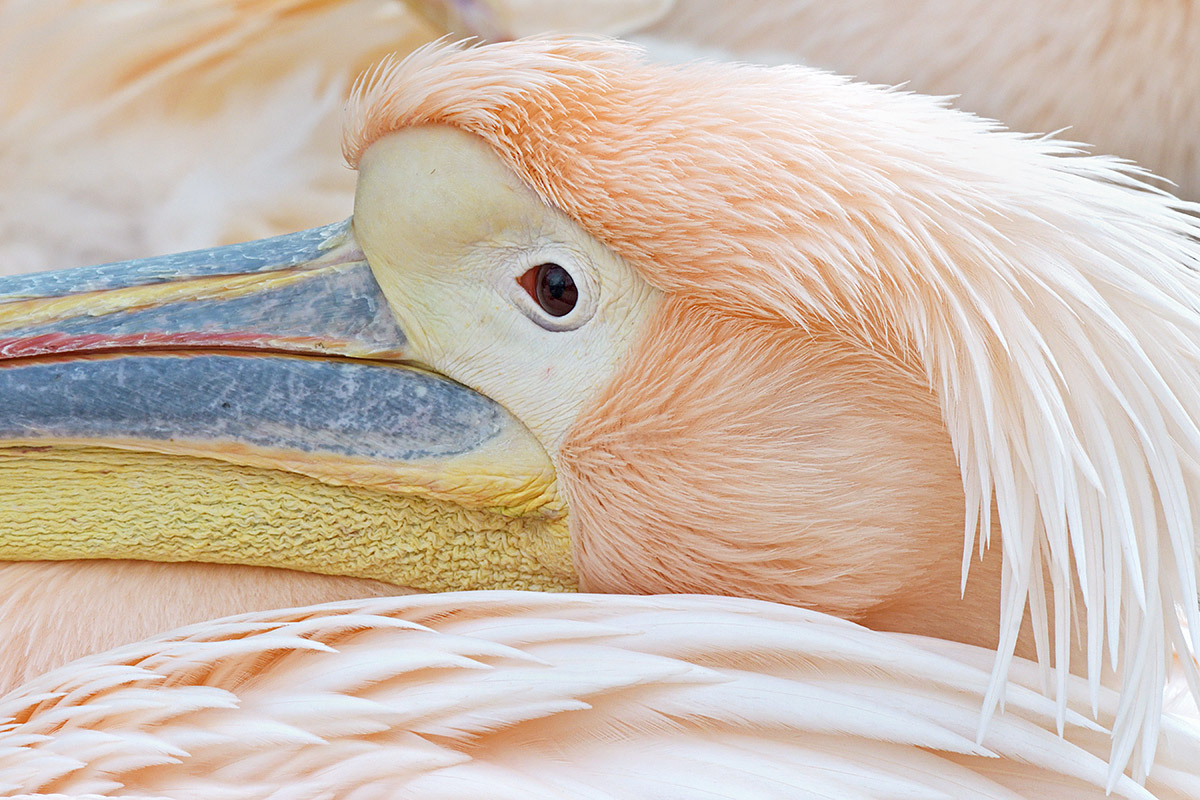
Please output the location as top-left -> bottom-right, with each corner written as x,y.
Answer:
520,263 -> 578,317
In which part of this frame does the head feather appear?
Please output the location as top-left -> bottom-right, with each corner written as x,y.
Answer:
344,37 -> 1200,782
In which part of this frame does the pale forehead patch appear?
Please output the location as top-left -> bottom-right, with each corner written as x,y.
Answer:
354,125 -> 662,456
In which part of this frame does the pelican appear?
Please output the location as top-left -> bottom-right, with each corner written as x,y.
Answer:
1,36 -> 1199,797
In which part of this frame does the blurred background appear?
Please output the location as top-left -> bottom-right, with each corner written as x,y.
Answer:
2,0 -> 1194,276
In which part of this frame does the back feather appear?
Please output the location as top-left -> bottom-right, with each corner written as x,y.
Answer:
0,0 -> 435,274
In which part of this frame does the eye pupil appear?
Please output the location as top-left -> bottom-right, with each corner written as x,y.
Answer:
531,263 -> 578,317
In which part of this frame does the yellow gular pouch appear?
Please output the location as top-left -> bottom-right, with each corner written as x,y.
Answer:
0,446 -> 576,593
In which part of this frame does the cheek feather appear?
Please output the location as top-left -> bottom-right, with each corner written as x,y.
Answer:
559,301 -> 969,621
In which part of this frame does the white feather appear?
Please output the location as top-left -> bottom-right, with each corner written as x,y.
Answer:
1,593 -> 1197,799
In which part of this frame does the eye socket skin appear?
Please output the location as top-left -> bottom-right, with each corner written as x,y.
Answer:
519,263 -> 578,318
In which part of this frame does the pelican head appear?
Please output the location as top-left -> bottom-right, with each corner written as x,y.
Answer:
1,38 -> 1199,777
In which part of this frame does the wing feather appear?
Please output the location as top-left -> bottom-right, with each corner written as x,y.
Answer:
1,592 -> 1196,799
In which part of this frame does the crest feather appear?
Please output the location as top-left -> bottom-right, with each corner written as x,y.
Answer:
344,37 -> 1200,782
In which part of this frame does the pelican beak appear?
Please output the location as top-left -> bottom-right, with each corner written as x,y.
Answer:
0,221 -> 573,592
